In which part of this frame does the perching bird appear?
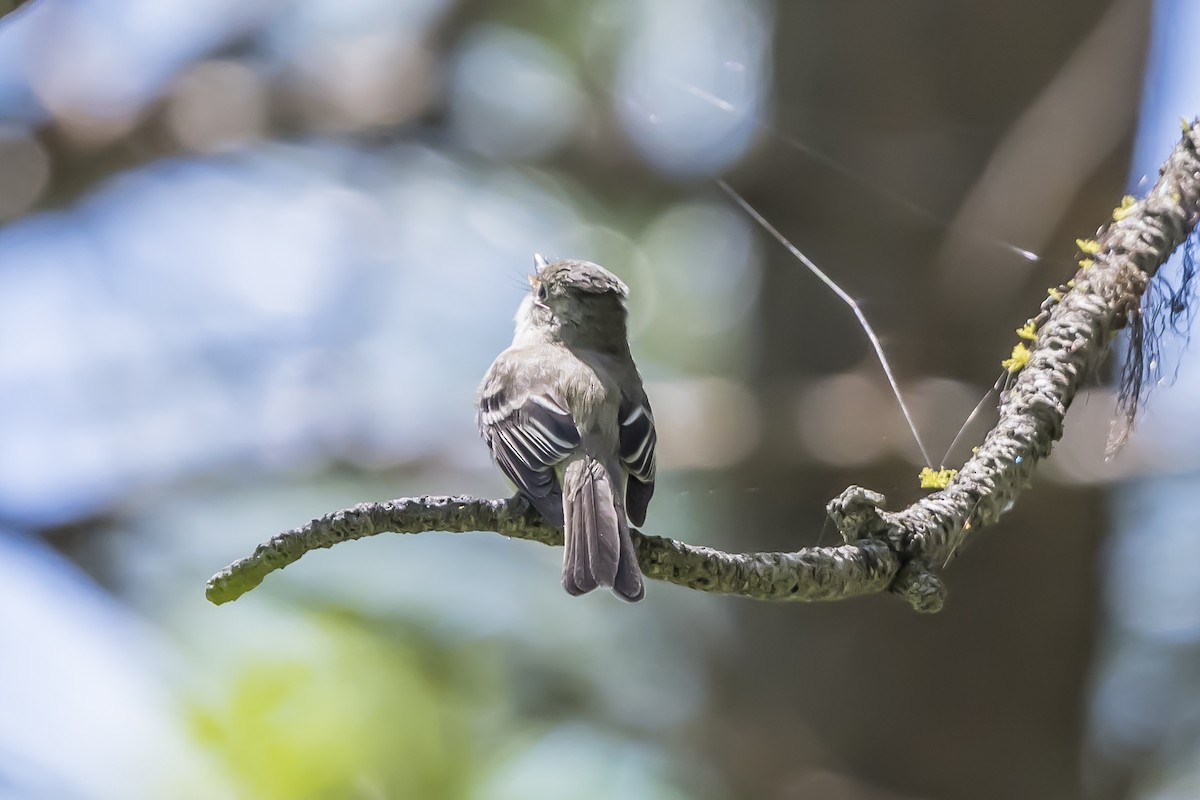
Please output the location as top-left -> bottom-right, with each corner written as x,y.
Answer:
477,254 -> 656,601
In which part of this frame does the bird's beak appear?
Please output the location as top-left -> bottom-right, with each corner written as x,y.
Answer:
533,252 -> 549,271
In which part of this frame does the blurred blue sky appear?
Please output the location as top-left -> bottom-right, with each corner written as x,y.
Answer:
1088,3 -> 1200,797
0,1 -> 768,797
0,0 -> 771,529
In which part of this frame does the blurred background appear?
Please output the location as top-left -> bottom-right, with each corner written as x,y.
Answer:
2,0 -> 1198,797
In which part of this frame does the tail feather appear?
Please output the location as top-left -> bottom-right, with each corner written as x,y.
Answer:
613,527 -> 644,602
569,479 -> 600,594
561,456 -> 645,602
561,509 -> 583,596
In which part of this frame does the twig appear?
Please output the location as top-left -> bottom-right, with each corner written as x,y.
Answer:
206,122 -> 1200,613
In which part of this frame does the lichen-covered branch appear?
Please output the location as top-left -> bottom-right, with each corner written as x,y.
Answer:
205,494 -> 901,607
207,122 -> 1200,613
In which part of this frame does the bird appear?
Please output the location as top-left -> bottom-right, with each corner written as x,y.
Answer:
477,254 -> 657,601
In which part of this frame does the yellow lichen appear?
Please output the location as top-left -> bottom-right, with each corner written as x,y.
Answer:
1016,321 -> 1038,341
919,467 -> 958,490
1047,287 -> 1063,301
1112,195 -> 1136,221
1078,258 -> 1095,269
1002,342 -> 1032,372
1076,238 -> 1102,255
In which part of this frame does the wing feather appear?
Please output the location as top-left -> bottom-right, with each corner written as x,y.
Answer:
619,397 -> 657,526
479,376 -> 580,527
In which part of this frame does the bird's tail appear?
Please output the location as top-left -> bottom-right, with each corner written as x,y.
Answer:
561,456 -> 645,602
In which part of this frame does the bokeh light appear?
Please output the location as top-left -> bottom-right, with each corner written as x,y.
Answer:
449,25 -> 585,161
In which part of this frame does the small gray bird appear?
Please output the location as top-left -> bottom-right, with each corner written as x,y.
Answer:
477,254 -> 656,602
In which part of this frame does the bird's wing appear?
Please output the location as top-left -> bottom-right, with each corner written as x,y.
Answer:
479,370 -> 580,527
618,395 -> 657,526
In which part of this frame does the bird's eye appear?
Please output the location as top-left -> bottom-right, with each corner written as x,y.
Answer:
537,283 -> 548,302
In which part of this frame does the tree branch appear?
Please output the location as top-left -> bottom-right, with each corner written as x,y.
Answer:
204,493 -> 902,607
206,122 -> 1200,612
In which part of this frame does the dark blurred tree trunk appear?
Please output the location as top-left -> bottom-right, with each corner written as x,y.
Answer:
701,1 -> 1145,797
